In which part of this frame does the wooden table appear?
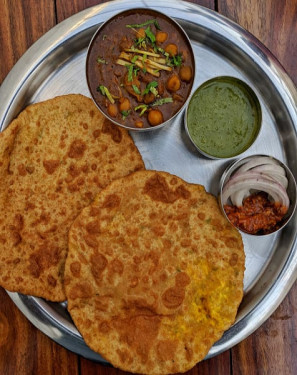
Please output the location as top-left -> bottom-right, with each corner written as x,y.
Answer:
0,1 -> 296,374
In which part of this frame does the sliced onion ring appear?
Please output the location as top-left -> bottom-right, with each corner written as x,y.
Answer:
222,173 -> 289,208
251,165 -> 288,188
234,156 -> 279,176
224,156 -> 290,208
230,189 -> 250,207
252,164 -> 286,176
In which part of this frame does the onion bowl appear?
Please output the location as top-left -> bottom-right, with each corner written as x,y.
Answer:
219,154 -> 297,236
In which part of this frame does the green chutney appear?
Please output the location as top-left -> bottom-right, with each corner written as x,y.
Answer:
186,77 -> 261,158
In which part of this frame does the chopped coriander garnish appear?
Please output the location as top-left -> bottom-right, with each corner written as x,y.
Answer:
121,110 -> 131,120
132,85 -> 141,95
127,64 -> 134,81
150,86 -> 158,96
135,37 -> 146,48
97,56 -> 107,64
172,54 -> 182,66
135,104 -> 148,116
155,46 -> 165,54
97,85 -> 105,96
164,51 -> 170,58
167,54 -> 183,67
152,97 -> 173,106
126,61 -> 139,81
145,26 -> 156,44
131,55 -> 139,63
154,46 -> 182,67
143,81 -> 158,95
97,85 -> 115,104
126,19 -> 160,30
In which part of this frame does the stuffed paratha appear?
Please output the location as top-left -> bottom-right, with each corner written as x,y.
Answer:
0,94 -> 144,301
65,170 -> 245,374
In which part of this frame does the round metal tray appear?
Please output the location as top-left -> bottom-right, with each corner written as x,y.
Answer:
1,0 -> 297,363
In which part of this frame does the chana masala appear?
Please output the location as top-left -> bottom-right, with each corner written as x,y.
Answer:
86,9 -> 195,129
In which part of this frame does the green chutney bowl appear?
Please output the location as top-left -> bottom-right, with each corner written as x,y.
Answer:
185,76 -> 262,159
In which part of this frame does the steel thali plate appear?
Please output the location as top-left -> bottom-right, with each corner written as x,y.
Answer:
1,0 -> 297,363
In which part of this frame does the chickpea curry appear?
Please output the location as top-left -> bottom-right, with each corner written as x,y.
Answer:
86,9 -> 195,129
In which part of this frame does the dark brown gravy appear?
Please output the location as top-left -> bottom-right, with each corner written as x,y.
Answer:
86,9 -> 195,129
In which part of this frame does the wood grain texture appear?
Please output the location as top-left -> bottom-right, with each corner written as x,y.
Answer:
0,0 -> 56,84
79,348 -> 230,374
56,0 -> 108,22
218,0 -> 297,85
231,285 -> 297,375
55,0 -> 215,22
178,0 -> 214,10
0,289 -> 79,375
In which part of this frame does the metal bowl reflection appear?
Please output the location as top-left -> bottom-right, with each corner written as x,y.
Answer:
219,154 -> 297,236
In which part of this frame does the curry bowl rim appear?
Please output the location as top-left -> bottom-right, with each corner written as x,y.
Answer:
85,7 -> 196,132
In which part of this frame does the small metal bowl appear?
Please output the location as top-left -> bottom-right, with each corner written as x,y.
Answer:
185,76 -> 262,159
219,154 -> 297,236
86,8 -> 195,132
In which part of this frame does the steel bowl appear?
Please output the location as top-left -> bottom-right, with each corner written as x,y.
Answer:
219,154 -> 297,236
86,8 -> 196,132
184,76 -> 262,159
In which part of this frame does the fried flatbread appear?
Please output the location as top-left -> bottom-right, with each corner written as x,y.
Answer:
0,94 -> 144,301
65,170 -> 245,374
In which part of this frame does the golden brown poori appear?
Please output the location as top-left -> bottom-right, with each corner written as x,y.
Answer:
65,170 -> 245,374
0,94 -> 144,301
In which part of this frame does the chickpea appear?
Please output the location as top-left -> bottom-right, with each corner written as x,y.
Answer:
158,81 -> 165,96
144,92 -> 155,104
156,31 -> 168,44
172,93 -> 183,102
107,103 -> 118,117
181,50 -> 189,60
119,36 -> 132,51
148,109 -> 164,126
135,120 -> 144,128
164,43 -> 178,57
119,97 -> 131,112
137,28 -> 146,39
179,65 -> 193,82
166,74 -> 181,92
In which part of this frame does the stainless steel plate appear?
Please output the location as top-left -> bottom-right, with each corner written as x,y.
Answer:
1,0 -> 297,363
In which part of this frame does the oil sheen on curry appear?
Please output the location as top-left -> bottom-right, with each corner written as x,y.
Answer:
87,9 -> 195,129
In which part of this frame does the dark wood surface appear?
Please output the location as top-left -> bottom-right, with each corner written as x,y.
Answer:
0,1 -> 296,374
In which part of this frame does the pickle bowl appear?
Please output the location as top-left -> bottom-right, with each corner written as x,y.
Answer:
218,154 -> 297,236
